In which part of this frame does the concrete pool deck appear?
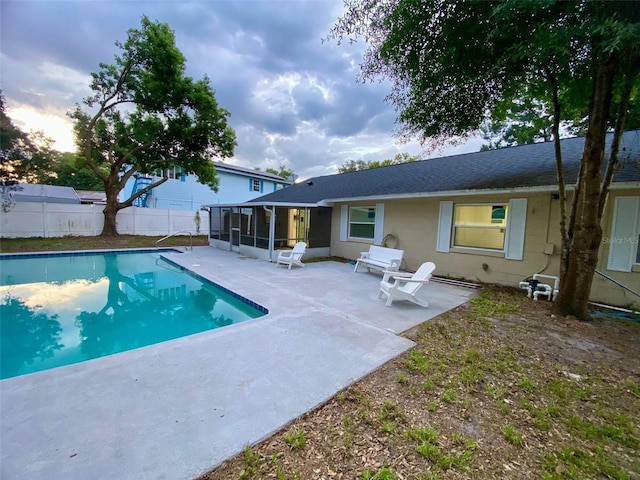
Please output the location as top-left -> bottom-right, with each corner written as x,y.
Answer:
1,247 -> 476,480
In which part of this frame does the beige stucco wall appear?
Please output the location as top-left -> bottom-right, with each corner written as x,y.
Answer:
330,189 -> 640,308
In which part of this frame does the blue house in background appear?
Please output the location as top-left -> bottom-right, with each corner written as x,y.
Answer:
121,161 -> 292,210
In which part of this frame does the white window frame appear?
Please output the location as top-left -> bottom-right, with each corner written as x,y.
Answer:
340,203 -> 385,243
348,205 -> 376,240
451,203 -> 509,251
252,179 -> 261,192
437,199 -> 527,260
607,196 -> 640,272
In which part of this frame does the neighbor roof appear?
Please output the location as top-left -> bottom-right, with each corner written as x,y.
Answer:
12,183 -> 81,204
247,130 -> 640,206
214,161 -> 292,184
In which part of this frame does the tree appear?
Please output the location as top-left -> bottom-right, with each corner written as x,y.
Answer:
338,152 -> 418,173
71,17 -> 236,236
50,152 -> 104,191
265,164 -> 295,180
330,0 -> 640,320
1,92 -> 59,186
480,97 -> 555,150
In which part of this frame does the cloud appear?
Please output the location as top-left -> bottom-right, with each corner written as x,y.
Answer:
0,0 -> 480,180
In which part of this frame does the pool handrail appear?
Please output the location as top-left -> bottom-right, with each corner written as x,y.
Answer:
156,231 -> 193,251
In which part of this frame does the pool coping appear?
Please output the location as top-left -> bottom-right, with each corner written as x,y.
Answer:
0,247 -> 183,259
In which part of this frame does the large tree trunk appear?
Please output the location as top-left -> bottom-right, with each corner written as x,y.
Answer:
101,188 -> 122,237
553,53 -> 617,320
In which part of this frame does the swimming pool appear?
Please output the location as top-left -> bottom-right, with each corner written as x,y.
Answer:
0,250 -> 267,379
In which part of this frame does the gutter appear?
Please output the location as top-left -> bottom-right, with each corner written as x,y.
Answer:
202,201 -> 319,209
321,181 -> 640,205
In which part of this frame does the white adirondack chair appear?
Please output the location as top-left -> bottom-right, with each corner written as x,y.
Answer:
276,242 -> 307,269
377,262 -> 436,307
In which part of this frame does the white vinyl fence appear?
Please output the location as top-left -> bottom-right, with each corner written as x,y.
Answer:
0,202 -> 209,238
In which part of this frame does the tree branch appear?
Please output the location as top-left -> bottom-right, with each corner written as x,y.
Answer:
598,63 -> 638,218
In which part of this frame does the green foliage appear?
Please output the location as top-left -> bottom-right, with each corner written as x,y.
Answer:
360,466 -> 396,480
265,164 -> 294,180
50,152 -> 104,190
1,92 -> 61,186
410,426 -> 476,471
502,423 -> 524,447
338,153 -> 418,173
71,16 -> 236,235
331,0 -> 638,145
283,427 -> 307,450
542,447 -> 631,480
469,294 -> 519,319
480,97 -> 556,150
240,445 -> 261,479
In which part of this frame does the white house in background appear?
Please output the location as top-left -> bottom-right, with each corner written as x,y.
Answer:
120,161 -> 292,210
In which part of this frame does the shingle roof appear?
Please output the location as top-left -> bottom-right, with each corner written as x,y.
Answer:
13,183 -> 81,204
214,161 -> 291,183
249,130 -> 640,205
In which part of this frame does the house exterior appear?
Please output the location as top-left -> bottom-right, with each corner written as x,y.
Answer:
120,162 -> 291,210
204,131 -> 640,307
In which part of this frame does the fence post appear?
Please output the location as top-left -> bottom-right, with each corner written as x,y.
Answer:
92,204 -> 97,235
43,203 -> 49,238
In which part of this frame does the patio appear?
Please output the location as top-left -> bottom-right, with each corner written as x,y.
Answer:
0,247 -> 476,480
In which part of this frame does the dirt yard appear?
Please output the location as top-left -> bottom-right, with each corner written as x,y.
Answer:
200,287 -> 640,480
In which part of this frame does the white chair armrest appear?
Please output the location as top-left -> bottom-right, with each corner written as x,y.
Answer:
394,277 -> 431,284
382,270 -> 411,282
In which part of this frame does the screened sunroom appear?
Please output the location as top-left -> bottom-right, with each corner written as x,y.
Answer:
204,203 -> 332,262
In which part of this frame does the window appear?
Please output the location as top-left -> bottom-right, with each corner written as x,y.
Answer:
154,166 -> 185,180
453,204 -> 508,250
252,179 -> 261,192
607,196 -> 640,271
340,203 -> 385,243
349,206 -> 376,240
437,199 -> 527,260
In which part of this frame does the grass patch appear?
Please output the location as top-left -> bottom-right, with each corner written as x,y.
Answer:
360,466 -> 396,480
0,234 -> 209,253
469,292 -> 519,318
284,427 -> 306,450
502,424 -> 524,447
543,447 -> 631,480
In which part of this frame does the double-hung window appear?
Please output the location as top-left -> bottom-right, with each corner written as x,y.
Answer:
348,206 -> 376,240
453,204 -> 508,250
340,203 -> 385,243
437,199 -> 527,260
252,179 -> 261,192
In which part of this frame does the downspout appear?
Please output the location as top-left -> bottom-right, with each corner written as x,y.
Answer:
264,205 -> 275,261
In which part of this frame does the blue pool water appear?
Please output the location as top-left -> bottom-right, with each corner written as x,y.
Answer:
0,250 -> 267,379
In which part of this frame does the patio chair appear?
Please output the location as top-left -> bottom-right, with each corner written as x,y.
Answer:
276,242 -> 307,269
377,261 -> 436,307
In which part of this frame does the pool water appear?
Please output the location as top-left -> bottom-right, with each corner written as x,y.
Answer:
0,251 -> 266,379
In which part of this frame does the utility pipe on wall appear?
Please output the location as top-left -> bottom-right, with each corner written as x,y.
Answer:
595,270 -> 640,299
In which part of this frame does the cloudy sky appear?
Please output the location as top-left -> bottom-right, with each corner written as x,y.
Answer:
1,0 -> 483,180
